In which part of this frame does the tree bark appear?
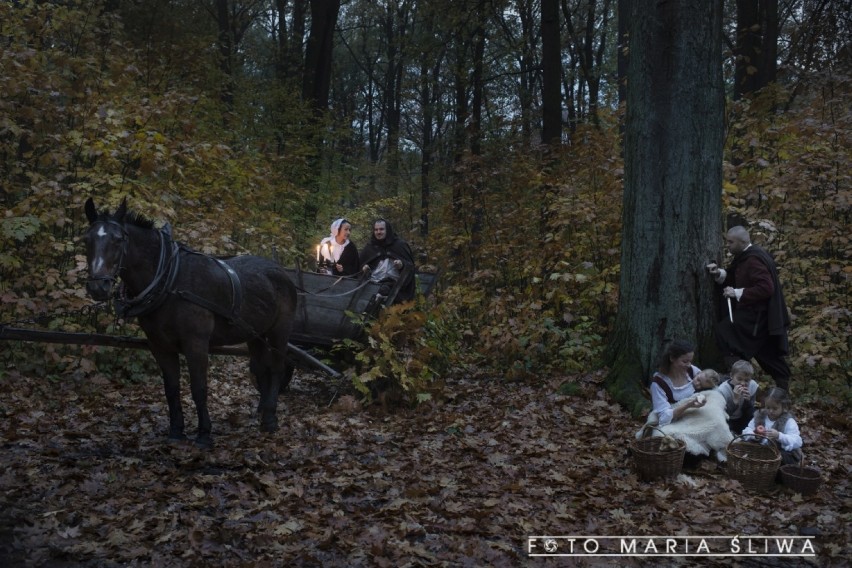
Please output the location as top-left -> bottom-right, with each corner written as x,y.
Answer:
734,0 -> 778,99
382,0 -> 409,188
420,58 -> 433,238
616,0 -> 628,107
606,0 -> 725,415
290,0 -> 307,75
302,0 -> 340,112
277,0 -> 307,84
468,20 -> 486,268
541,0 -> 562,145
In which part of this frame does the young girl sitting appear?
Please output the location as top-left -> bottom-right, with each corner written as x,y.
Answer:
717,360 -> 759,434
742,387 -> 803,466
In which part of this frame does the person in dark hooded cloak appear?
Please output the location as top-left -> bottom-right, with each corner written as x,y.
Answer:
359,218 -> 416,303
706,226 -> 791,391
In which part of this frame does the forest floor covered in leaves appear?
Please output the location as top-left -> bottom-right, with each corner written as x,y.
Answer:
0,357 -> 848,567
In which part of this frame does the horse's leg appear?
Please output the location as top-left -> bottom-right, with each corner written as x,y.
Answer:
281,362 -> 295,393
184,347 -> 213,448
271,360 -> 293,398
250,349 -> 269,415
249,339 -> 280,432
149,348 -> 186,441
250,358 -> 262,395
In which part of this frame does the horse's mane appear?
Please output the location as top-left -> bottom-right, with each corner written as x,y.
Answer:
125,210 -> 155,230
96,207 -> 155,230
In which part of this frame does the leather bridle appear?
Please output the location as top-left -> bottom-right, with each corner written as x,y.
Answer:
85,220 -> 128,290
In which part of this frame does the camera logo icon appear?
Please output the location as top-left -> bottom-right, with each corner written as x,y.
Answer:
544,538 -> 558,553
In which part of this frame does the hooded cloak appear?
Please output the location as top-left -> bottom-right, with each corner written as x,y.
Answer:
359,219 -> 416,302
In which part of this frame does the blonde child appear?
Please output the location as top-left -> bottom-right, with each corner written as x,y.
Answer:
718,360 -> 759,434
692,369 -> 721,392
743,387 -> 803,466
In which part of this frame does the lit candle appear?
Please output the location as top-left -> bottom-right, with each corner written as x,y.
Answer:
316,245 -> 320,263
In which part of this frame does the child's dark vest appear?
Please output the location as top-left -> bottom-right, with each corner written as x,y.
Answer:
753,410 -> 804,461
753,409 -> 793,432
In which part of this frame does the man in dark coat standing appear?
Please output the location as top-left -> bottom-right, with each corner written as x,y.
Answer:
359,218 -> 416,303
707,226 -> 791,391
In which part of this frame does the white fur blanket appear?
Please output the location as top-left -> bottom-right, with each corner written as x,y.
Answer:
636,389 -> 734,461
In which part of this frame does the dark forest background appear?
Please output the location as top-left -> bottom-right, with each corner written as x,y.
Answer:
1,2 -> 851,565
1,0 -> 849,407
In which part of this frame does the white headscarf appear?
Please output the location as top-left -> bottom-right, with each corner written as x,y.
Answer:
319,218 -> 350,264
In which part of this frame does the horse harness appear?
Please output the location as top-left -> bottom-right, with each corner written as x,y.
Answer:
113,226 -> 181,318
108,225 -> 247,333
173,254 -> 246,332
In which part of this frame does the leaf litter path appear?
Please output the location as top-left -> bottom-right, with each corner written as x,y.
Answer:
0,359 -> 848,567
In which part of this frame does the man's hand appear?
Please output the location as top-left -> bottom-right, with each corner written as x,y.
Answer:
706,263 -> 720,277
723,286 -> 737,299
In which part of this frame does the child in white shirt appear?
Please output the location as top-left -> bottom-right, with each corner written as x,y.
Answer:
743,387 -> 803,466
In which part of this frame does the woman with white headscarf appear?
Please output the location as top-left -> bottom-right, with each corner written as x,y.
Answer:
318,218 -> 359,276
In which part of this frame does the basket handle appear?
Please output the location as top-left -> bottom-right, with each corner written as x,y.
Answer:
640,424 -> 676,441
727,432 -> 781,457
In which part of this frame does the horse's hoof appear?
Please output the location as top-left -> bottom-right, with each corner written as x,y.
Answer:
259,421 -> 278,433
167,434 -> 188,444
194,437 -> 213,450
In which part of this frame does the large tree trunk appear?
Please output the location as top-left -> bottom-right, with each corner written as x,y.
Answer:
302,0 -> 340,112
541,0 -> 561,145
734,0 -> 778,99
420,59 -> 433,238
382,1 -> 408,189
277,0 -> 307,84
606,0 -> 725,415
468,21 -> 486,269
616,0 -> 628,107
419,34 -> 442,238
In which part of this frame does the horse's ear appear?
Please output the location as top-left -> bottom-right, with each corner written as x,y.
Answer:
85,198 -> 97,223
115,197 -> 128,221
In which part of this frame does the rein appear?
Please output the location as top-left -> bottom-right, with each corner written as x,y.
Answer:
296,276 -> 374,297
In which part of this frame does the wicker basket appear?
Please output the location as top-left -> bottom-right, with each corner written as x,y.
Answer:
631,426 -> 686,481
780,464 -> 822,495
727,433 -> 781,492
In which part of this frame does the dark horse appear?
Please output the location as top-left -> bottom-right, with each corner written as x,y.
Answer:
83,198 -> 297,447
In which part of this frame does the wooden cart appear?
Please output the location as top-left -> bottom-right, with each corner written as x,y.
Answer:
0,265 -> 439,380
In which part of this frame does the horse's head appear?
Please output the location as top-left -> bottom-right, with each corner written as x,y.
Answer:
83,197 -> 128,301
